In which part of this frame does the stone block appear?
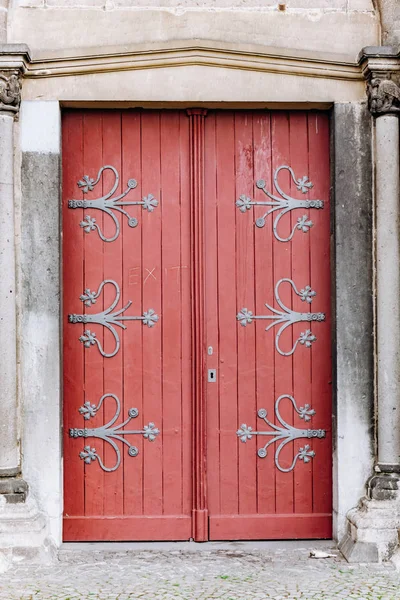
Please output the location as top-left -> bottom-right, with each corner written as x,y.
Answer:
339,534 -> 380,563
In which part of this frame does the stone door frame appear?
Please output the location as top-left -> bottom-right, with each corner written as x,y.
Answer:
14,97 -> 374,548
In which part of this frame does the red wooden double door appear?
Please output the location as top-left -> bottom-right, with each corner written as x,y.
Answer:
63,109 -> 332,542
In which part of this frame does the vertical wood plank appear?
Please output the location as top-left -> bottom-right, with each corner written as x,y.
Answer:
216,111 -> 239,517
205,112 -> 221,518
121,111 -> 144,517
82,111 -> 105,517
141,111 -> 163,516
160,111 -> 184,516
102,112 -> 124,516
289,112 -> 313,515
253,111 -> 276,515
308,113 -> 332,521
235,112 -> 257,515
271,112 -> 295,514
187,108 -> 208,540
63,112 -> 85,525
179,112 -> 193,519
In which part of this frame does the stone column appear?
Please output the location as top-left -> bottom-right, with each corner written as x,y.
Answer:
339,46 -> 400,563
0,46 -> 30,503
375,112 -> 400,473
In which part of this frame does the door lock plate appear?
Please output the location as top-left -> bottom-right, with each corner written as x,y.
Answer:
208,369 -> 217,383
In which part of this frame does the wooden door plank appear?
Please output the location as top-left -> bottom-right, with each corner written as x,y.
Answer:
205,112 -> 221,518
160,111 -> 185,516
121,111 -> 144,517
64,515 -> 192,541
82,111 -> 105,518
209,513 -> 331,540
234,112 -> 257,516
289,112 -> 313,516
62,112 -> 85,527
308,113 -> 332,522
253,112 -> 276,515
187,109 -> 208,540
141,111 -> 163,516
215,112 -> 239,516
271,113 -> 295,514
179,112 -> 193,519
102,112 -> 124,517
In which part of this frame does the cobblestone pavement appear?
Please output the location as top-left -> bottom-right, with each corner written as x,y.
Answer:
1,542 -> 400,600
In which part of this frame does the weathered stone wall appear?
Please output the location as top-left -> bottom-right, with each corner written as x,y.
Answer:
377,0 -> 400,45
0,1 -> 8,43
7,0 -> 378,58
19,101 -> 62,545
333,103 -> 375,541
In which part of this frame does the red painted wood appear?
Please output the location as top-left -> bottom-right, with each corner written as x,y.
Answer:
63,516 -> 192,541
187,109 -> 208,541
82,112 -> 105,519
63,108 -> 331,541
63,110 -> 192,541
209,514 -> 332,540
121,111 -> 143,517
253,112 -> 275,515
215,112 -> 239,519
63,112 -> 85,521
204,110 -> 332,540
235,112 -> 257,516
308,113 -> 332,521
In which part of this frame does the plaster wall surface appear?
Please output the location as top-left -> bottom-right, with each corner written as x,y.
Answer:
21,66 -> 366,104
7,2 -> 378,59
19,101 -> 62,544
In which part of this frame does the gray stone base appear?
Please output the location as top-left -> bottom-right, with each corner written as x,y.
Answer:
0,477 -> 28,504
0,494 -> 51,572
340,495 -> 400,562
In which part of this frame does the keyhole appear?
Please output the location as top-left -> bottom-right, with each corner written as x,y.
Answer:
208,369 -> 217,383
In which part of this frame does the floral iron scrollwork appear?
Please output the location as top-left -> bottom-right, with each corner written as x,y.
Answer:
68,279 -> 159,358
68,165 -> 158,242
236,165 -> 324,242
237,395 -> 326,473
70,393 -> 160,473
237,278 -> 325,356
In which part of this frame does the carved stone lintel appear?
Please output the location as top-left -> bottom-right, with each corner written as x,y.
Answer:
0,70 -> 21,115
367,75 -> 400,115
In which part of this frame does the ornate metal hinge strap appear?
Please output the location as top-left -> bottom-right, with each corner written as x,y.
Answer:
68,165 -> 158,242
68,279 -> 158,358
70,393 -> 160,472
237,395 -> 326,473
237,278 -> 325,356
236,165 -> 324,242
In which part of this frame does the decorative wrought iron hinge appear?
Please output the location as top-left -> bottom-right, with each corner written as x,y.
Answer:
70,393 -> 160,472
236,165 -> 324,242
68,279 -> 158,358
237,395 -> 326,473
237,278 -> 325,356
68,165 -> 158,242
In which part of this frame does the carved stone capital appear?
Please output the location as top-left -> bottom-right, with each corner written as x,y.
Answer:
0,44 -> 31,117
367,75 -> 400,115
358,46 -> 400,116
0,70 -> 21,115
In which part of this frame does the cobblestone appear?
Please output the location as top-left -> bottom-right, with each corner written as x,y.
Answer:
1,543 -> 400,599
